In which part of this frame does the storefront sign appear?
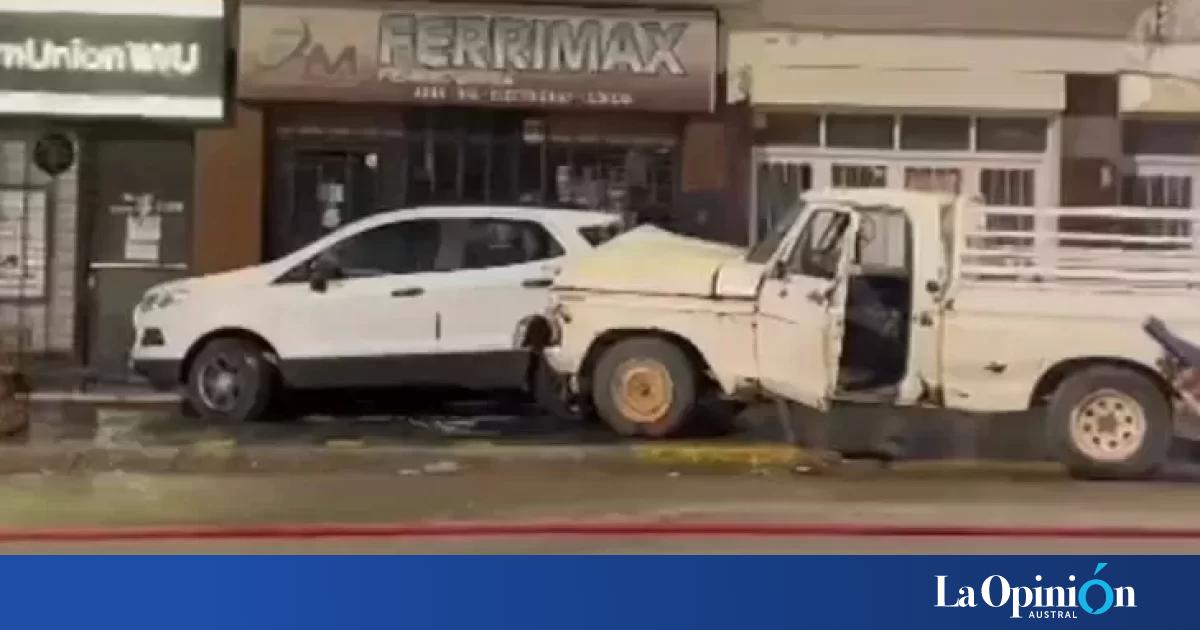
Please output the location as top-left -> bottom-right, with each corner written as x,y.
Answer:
238,1 -> 717,112
0,0 -> 227,120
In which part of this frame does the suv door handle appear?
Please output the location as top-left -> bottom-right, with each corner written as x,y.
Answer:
806,289 -> 827,305
391,287 -> 424,298
522,278 -> 553,288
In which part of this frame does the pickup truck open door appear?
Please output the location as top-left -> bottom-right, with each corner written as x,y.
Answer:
754,206 -> 859,411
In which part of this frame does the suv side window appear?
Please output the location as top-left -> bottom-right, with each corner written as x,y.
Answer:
460,219 -> 565,270
328,219 -> 442,277
787,209 -> 852,279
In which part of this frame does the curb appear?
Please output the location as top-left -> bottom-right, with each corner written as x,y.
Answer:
0,439 -> 1077,479
19,392 -> 180,404
631,442 -> 839,472
4,520 -> 1200,543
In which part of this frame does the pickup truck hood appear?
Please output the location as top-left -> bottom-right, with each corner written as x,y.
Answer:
554,225 -> 750,297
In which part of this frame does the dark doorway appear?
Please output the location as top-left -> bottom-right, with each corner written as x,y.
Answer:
84,131 -> 194,378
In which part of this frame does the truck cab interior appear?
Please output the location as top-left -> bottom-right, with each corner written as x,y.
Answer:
836,206 -> 913,398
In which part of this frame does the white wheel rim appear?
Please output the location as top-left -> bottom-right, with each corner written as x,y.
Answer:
1068,389 -> 1147,463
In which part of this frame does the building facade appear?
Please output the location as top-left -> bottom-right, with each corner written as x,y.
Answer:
728,0 -> 1200,244
195,0 -> 747,276
0,0 -> 228,381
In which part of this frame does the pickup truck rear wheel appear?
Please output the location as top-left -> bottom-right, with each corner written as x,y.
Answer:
592,337 -> 697,438
1047,366 -> 1171,480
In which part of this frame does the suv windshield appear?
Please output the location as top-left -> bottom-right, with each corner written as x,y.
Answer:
747,202 -> 805,263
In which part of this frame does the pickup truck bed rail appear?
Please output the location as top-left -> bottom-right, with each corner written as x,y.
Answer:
959,204 -> 1200,288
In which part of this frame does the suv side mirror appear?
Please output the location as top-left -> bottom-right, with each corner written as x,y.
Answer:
309,255 -> 337,293
771,259 -> 788,280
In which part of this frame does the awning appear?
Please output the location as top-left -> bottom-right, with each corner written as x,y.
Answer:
747,67 -> 1065,111
0,0 -> 223,17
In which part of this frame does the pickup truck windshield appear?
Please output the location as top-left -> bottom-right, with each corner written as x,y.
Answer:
747,203 -> 805,263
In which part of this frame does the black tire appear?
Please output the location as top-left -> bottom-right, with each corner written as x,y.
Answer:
531,355 -> 577,422
591,337 -> 697,438
1046,366 -> 1172,480
185,337 -> 275,424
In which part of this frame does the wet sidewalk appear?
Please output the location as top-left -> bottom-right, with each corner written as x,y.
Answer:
0,398 -> 1196,477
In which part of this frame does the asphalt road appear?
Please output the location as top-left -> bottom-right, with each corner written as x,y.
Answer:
0,463 -> 1199,553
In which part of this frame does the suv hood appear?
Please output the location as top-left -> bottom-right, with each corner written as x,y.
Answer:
554,225 -> 749,297
150,265 -> 274,296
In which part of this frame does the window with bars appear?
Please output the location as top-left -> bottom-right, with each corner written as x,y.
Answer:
980,168 -> 1036,231
832,163 -> 887,188
904,167 -> 961,194
1118,174 -> 1193,239
1121,174 -> 1192,209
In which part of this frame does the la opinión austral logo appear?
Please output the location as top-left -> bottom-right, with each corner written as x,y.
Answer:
936,562 -> 1135,619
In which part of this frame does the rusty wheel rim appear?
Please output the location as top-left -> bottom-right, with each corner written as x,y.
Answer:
612,359 -> 674,424
1069,389 -> 1146,463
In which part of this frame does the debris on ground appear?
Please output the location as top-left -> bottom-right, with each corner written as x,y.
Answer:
422,460 -> 462,475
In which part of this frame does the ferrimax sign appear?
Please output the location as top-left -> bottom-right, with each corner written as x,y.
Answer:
238,1 -> 717,112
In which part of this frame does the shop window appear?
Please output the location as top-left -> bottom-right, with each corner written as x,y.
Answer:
488,137 -> 520,204
1122,121 -> 1200,155
826,115 -> 894,149
899,116 -> 970,151
430,130 -> 463,205
832,163 -> 887,188
977,118 -> 1048,153
546,143 -> 674,221
461,137 -> 489,204
516,143 -> 544,204
755,113 -> 820,146
904,167 -> 961,194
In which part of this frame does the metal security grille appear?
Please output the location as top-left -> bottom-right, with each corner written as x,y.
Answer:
981,168 -> 1037,231
0,137 -> 46,434
1121,174 -> 1192,209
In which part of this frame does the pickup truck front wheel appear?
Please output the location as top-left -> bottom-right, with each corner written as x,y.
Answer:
593,337 -> 697,438
1047,366 -> 1171,480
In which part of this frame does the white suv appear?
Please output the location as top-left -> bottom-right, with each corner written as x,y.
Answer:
130,206 -> 624,423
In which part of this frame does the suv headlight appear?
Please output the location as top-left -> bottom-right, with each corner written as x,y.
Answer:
138,286 -> 189,313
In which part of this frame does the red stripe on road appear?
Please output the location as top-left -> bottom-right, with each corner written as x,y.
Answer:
0,521 -> 1199,542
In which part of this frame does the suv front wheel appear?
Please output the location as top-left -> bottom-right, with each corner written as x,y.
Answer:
185,338 -> 276,424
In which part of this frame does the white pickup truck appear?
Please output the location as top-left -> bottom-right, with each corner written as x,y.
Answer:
543,188 -> 1200,479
